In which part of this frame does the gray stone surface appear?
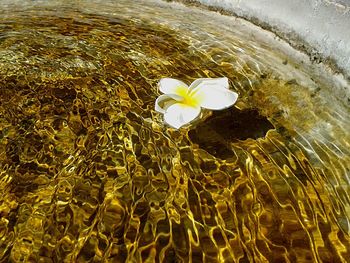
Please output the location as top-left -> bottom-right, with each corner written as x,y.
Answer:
192,0 -> 350,78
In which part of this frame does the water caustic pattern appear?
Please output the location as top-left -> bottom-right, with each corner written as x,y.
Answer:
0,0 -> 349,262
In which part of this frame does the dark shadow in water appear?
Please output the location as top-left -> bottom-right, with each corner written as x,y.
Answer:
188,107 -> 275,159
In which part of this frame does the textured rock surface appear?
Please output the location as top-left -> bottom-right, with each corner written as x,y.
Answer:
188,0 -> 350,79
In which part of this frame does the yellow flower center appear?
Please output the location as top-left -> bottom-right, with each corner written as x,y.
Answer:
183,94 -> 199,107
175,85 -> 199,107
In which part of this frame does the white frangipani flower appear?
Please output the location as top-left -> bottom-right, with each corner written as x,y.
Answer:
155,77 -> 238,129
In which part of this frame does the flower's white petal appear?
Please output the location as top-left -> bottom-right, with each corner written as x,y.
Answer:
166,93 -> 185,101
194,86 -> 238,110
164,103 -> 201,129
155,94 -> 177,113
158,78 -> 189,99
189,77 -> 229,93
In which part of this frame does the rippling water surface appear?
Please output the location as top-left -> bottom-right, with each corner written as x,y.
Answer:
0,0 -> 349,262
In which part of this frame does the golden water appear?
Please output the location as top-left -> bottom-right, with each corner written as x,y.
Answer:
0,0 -> 349,262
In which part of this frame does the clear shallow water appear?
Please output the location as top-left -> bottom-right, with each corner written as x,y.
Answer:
0,0 -> 349,262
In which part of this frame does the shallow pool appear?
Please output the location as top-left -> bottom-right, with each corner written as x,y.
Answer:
0,0 -> 349,262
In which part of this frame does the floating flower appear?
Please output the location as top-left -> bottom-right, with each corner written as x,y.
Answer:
155,77 -> 238,129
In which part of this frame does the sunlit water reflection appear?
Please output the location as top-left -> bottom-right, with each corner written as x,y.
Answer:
0,0 -> 349,262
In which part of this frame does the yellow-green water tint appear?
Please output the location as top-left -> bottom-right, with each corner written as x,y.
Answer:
0,0 -> 349,262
